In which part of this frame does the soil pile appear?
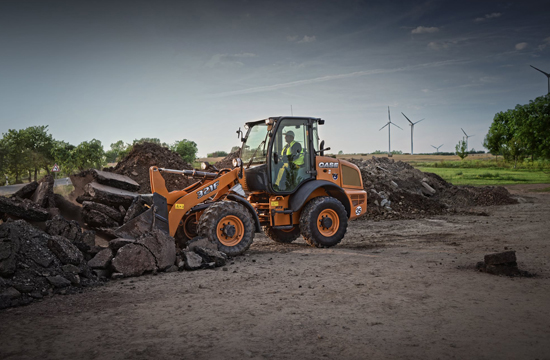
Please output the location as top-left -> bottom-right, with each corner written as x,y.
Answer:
108,142 -> 195,194
347,157 -> 517,220
214,150 -> 240,169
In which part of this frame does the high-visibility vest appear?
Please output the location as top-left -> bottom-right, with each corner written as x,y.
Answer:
283,141 -> 304,166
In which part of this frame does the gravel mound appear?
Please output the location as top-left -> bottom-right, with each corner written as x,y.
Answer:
347,157 -> 517,220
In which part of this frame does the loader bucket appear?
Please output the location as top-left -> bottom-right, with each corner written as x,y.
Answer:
113,193 -> 170,240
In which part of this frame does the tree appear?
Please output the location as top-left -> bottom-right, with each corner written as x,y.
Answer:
133,138 -> 169,147
455,139 -> 468,160
73,139 -> 105,170
105,140 -> 131,163
1,129 -> 30,183
52,140 -> 77,176
171,139 -> 198,164
338,150 -> 344,155
485,94 -> 550,163
207,151 -> 228,158
22,126 -> 55,181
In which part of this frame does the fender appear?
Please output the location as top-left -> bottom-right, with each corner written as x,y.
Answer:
288,180 -> 351,217
226,194 -> 262,233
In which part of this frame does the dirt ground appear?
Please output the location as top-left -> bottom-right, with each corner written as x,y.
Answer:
1,184 -> 549,360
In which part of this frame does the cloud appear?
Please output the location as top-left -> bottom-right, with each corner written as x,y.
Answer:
515,42 -> 528,50
411,26 -> 439,34
205,52 -> 257,68
474,12 -> 502,22
538,36 -> 550,50
428,40 -> 457,50
287,35 -> 317,43
210,59 -> 470,97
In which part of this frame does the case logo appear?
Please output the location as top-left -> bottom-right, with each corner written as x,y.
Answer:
332,174 -> 338,181
197,181 -> 219,199
355,206 -> 362,216
319,162 -> 338,168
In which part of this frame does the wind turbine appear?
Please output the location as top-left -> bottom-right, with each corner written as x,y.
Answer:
401,112 -> 424,155
431,144 -> 444,153
379,106 -> 403,156
530,65 -> 550,94
461,128 -> 474,151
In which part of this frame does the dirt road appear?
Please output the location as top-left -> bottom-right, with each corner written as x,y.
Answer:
1,185 -> 549,360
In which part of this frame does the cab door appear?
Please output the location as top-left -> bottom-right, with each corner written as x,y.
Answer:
270,118 -> 314,193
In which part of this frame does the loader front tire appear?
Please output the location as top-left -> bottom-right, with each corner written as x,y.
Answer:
198,201 -> 255,256
300,196 -> 348,248
263,226 -> 301,244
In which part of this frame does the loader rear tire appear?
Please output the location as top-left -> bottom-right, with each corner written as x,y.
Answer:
263,226 -> 301,243
198,201 -> 255,256
300,196 -> 348,248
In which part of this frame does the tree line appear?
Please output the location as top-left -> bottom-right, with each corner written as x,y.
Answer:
0,126 -> 198,184
484,94 -> 550,166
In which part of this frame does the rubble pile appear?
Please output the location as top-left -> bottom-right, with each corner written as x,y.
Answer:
0,219 -> 98,309
214,150 -> 240,169
348,157 -> 517,220
69,169 -> 142,229
106,142 -> 195,194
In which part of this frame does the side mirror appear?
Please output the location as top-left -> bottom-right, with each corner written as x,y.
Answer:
318,140 -> 330,156
236,127 -> 244,142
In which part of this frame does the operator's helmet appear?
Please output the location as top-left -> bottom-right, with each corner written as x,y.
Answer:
283,130 -> 295,139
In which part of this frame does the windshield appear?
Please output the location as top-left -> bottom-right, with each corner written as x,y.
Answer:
241,123 -> 270,167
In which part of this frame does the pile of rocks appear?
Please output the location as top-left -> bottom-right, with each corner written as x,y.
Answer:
70,169 -> 143,229
347,157 -> 517,220
105,142 -> 195,194
0,219 -> 98,309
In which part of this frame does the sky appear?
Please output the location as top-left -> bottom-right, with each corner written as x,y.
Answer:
1,0 -> 549,157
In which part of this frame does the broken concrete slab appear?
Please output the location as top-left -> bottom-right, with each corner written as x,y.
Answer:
484,251 -> 516,265
93,169 -> 140,192
84,182 -> 139,208
47,275 -> 71,288
123,196 -> 149,224
82,201 -> 124,224
0,196 -> 50,222
109,238 -> 136,252
111,243 -> 156,277
421,182 -> 436,196
31,175 -> 55,208
47,236 -> 84,266
193,247 -> 227,267
182,250 -> 204,271
12,181 -> 39,199
82,208 -> 120,228
87,248 -> 113,269
136,229 -> 176,271
0,232 -> 20,277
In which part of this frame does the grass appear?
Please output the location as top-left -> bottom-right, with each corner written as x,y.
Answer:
417,166 -> 550,186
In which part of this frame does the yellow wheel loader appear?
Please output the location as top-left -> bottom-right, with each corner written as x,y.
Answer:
116,116 -> 367,256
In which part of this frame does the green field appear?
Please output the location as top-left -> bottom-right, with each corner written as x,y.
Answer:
416,166 -> 550,186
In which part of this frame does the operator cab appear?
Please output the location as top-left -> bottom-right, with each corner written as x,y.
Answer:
240,117 -> 323,194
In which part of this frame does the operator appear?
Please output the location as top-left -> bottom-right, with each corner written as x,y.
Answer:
274,130 -> 304,190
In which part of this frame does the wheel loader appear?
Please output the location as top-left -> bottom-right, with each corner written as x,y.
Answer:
116,116 -> 367,256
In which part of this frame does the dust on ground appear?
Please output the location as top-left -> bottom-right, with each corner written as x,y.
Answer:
1,184 -> 549,360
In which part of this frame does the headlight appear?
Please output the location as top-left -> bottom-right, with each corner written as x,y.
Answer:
201,162 -> 209,170
232,158 -> 242,167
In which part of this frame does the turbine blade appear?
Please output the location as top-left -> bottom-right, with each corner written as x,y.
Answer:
439,144 -> 444,148
431,145 -> 437,149
388,106 -> 391,122
391,122 -> 403,130
414,119 -> 425,125
401,112 -> 413,125
380,123 -> 390,131
530,65 -> 550,77
461,128 -> 468,137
